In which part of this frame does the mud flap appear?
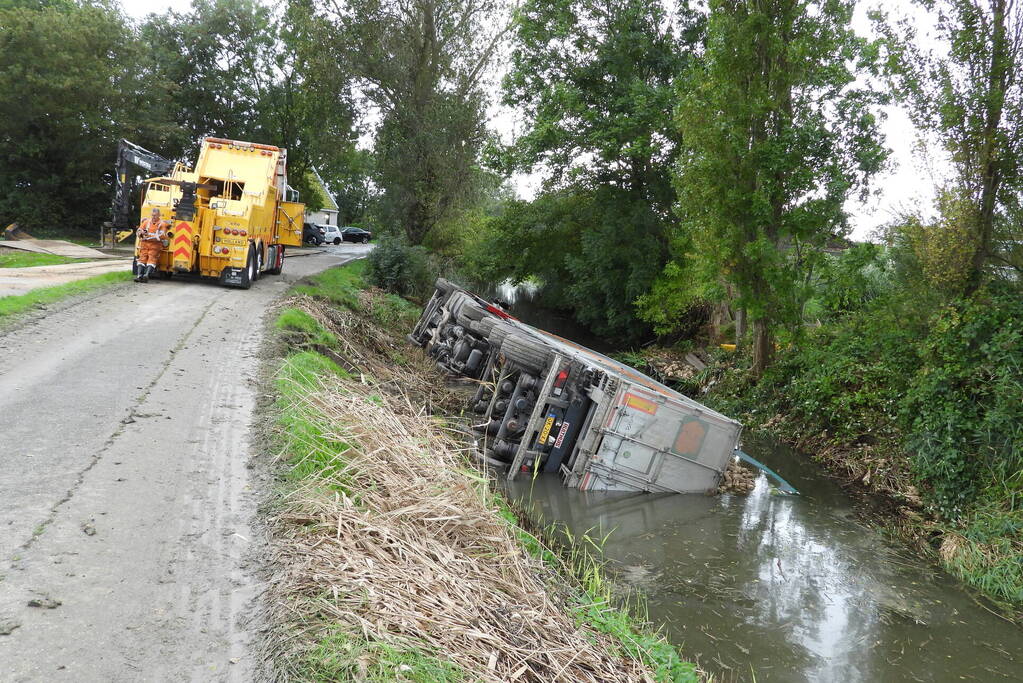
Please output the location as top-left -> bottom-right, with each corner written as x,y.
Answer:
220,267 -> 244,287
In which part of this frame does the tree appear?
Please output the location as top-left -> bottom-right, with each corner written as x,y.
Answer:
140,0 -> 360,207
0,3 -> 180,233
876,0 -> 1023,291
312,0 -> 509,244
505,0 -> 700,210
671,0 -> 886,376
477,0 -> 701,342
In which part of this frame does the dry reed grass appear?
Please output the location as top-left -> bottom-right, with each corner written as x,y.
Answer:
267,375 -> 658,682
285,292 -> 464,415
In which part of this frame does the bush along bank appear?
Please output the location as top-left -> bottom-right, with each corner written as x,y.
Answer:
263,261 -> 703,682
681,282 -> 1023,618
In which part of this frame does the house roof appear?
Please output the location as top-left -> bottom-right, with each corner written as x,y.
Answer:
306,168 -> 339,212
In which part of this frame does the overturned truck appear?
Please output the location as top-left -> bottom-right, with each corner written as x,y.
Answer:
409,279 -> 743,493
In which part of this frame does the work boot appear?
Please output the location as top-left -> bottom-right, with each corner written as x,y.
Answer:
146,265 -> 157,281
133,261 -> 144,282
139,265 -> 151,283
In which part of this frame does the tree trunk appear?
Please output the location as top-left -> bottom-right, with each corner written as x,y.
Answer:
735,308 -> 747,347
751,318 -> 772,379
967,0 -> 1009,294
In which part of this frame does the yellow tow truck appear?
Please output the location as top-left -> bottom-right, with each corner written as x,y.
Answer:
132,136 -> 305,288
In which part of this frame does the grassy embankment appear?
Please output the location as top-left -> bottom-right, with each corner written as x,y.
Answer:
0,271 -> 131,322
264,260 -> 702,682
0,251 -> 84,268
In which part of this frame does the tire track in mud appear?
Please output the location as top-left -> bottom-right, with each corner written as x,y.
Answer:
16,298 -> 217,555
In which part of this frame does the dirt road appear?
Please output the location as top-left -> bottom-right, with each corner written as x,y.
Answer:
0,245 -> 370,681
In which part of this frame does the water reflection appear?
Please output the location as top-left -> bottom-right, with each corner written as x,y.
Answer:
506,436 -> 1023,682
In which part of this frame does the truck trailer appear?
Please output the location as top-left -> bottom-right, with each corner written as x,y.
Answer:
408,279 -> 744,493
131,137 -> 305,288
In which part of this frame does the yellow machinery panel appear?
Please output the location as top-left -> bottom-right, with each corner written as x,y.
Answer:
276,202 -> 304,246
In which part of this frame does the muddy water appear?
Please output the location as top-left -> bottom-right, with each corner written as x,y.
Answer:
506,434 -> 1023,682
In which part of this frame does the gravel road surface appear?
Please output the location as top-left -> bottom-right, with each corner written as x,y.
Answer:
0,244 -> 370,681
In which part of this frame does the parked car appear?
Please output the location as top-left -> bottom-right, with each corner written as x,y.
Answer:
319,224 -> 344,245
341,226 -> 373,244
303,223 -> 325,245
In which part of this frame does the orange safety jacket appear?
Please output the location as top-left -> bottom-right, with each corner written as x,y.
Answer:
138,218 -> 168,242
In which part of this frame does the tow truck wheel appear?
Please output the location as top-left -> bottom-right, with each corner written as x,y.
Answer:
239,245 -> 256,290
267,245 -> 283,275
253,244 -> 263,281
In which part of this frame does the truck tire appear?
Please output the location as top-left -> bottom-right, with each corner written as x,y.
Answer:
238,245 -> 256,289
253,243 -> 262,281
469,317 -> 497,337
267,245 -> 283,275
456,302 -> 486,327
501,334 -> 552,373
445,292 -> 471,319
489,321 -> 515,348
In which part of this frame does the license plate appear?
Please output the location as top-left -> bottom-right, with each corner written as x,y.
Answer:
538,415 -> 556,444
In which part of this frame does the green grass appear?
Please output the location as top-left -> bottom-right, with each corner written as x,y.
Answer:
943,504 -> 1023,606
303,628 -> 466,682
0,251 -> 84,268
275,308 -> 339,348
0,270 -> 130,321
294,259 -> 368,309
275,350 -> 353,484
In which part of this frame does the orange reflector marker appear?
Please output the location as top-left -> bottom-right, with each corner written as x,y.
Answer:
623,392 -> 658,415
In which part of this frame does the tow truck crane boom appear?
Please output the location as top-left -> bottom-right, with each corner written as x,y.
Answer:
111,139 -> 177,232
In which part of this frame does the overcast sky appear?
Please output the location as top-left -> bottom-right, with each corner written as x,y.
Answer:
120,0 -> 944,240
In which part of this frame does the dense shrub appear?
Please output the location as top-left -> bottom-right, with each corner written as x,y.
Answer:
903,283 -> 1023,518
706,294 -> 924,446
365,235 -> 436,299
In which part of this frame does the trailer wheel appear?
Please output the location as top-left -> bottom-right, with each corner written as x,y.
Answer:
501,334 -> 551,373
456,302 -> 486,327
489,321 -> 514,347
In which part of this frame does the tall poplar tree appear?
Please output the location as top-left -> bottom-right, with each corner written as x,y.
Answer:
671,0 -> 886,375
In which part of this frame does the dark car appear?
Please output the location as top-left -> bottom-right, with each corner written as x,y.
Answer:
303,223 -> 326,245
341,226 -> 373,243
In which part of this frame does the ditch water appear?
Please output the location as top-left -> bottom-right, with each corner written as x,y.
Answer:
506,434 -> 1023,681
492,280 -> 1023,680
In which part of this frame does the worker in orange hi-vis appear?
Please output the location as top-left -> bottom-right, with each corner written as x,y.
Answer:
135,207 -> 169,283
